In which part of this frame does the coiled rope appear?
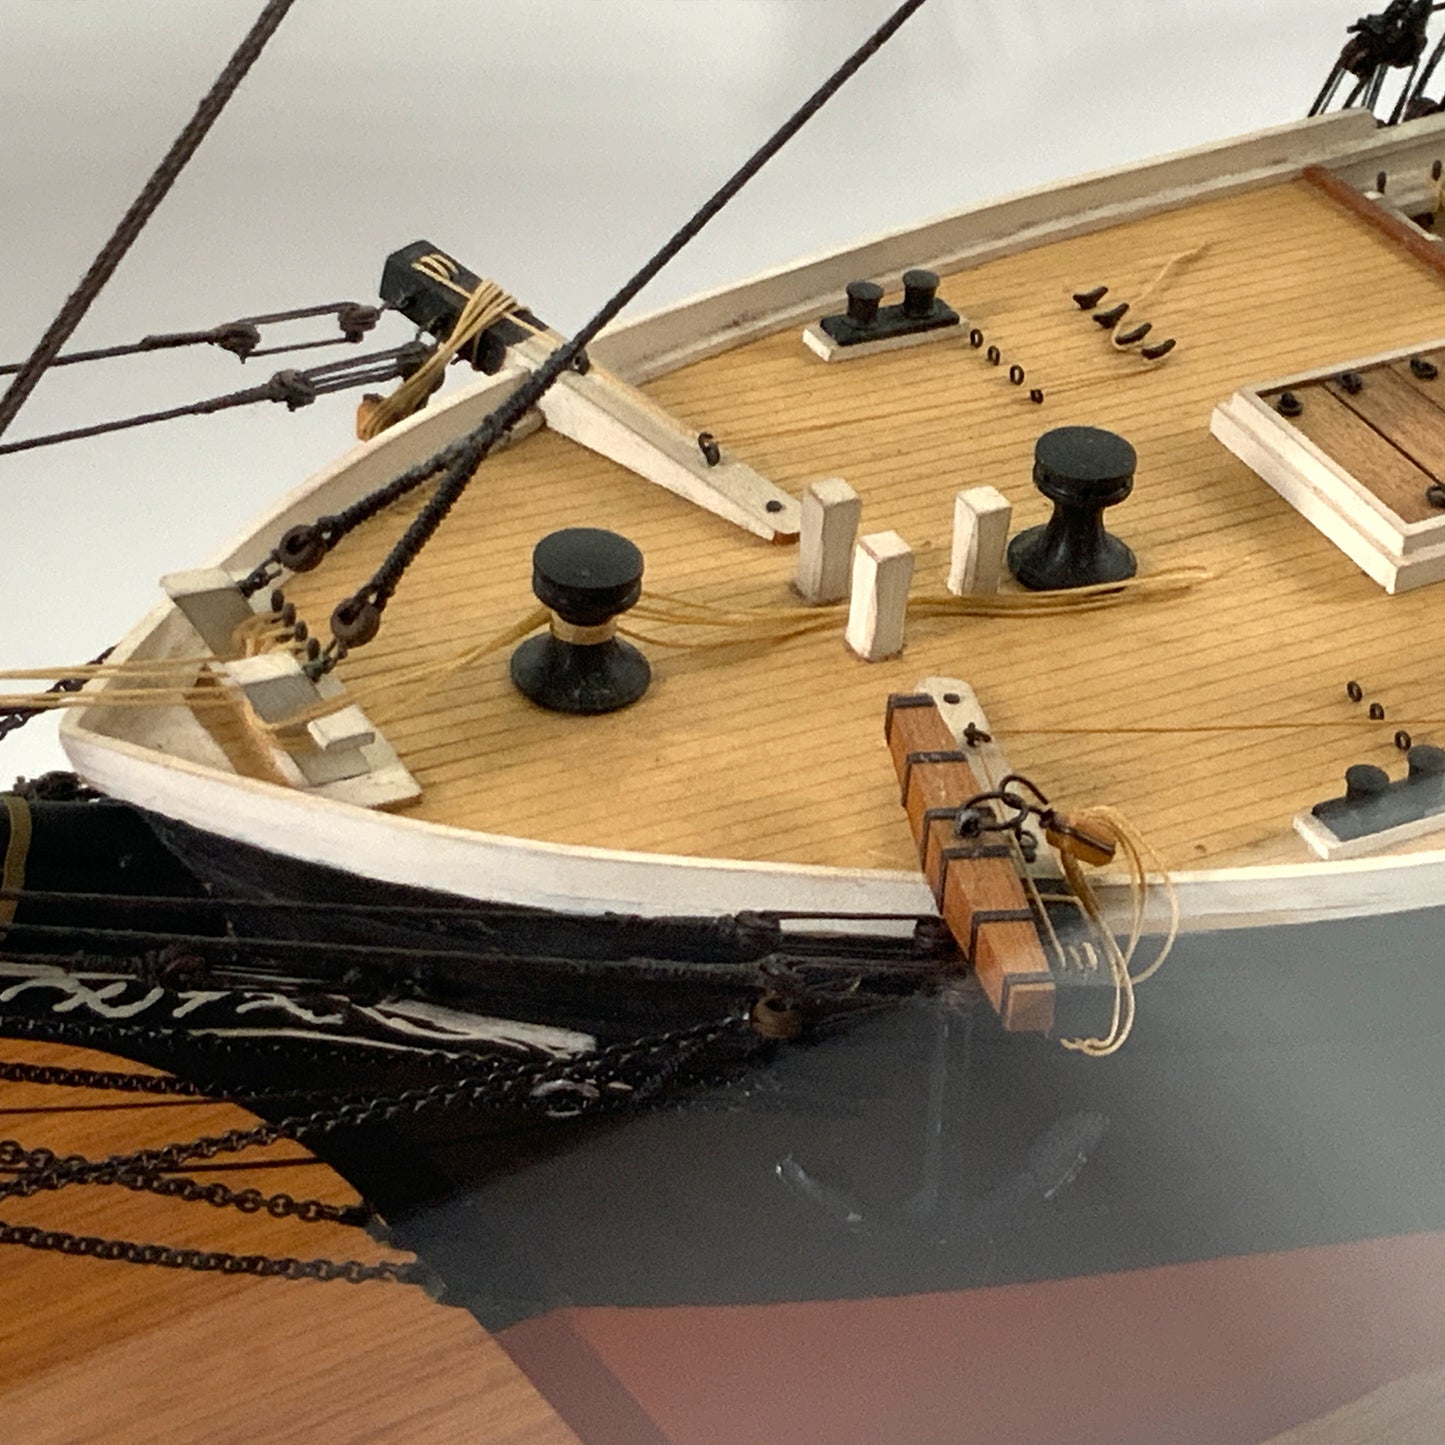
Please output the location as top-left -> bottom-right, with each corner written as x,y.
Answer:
357,279 -> 518,440
1054,806 -> 1178,1058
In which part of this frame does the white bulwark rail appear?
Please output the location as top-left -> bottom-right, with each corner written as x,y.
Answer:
57,108 -> 1445,942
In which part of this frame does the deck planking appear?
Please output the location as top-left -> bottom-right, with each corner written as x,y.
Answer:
274,179 -> 1445,876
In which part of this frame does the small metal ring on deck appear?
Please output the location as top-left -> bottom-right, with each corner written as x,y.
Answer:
1346,680 -> 1364,702
969,328 -> 985,348
1029,388 -> 1045,405
986,345 -> 1002,366
1428,481 -> 1445,508
1008,364 -> 1025,385
1396,730 -> 1413,752
697,432 -> 721,467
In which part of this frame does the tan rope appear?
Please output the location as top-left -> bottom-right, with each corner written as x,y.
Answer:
363,606 -> 551,730
0,659 -> 217,682
230,611 -> 300,657
358,278 -> 518,440
0,794 -> 33,937
0,685 -> 237,714
623,568 -> 1213,652
1056,805 -> 1178,1057
1104,245 -> 1209,353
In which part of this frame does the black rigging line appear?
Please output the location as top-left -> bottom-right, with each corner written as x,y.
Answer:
0,302 -> 381,377
0,344 -> 428,457
1405,30 -> 1445,112
0,0 -> 299,442
318,0 -> 933,656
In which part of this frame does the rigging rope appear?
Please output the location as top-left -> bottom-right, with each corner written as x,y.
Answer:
0,0 -> 299,442
0,301 -> 380,378
313,0 -> 934,656
0,344 -> 427,458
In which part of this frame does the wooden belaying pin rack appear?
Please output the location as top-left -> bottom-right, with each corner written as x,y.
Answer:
884,692 -> 1054,1032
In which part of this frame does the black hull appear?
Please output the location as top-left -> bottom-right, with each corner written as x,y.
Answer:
6,784 -> 1445,1334
353,904 -> 1445,1330
1,790 -> 953,1043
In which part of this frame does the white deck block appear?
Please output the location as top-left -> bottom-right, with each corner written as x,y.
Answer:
947,486 -> 1013,596
161,569 -> 256,656
846,531 -> 915,662
221,653 -> 370,786
796,478 -> 861,604
801,321 -> 963,363
504,332 -> 800,541
307,704 -> 376,754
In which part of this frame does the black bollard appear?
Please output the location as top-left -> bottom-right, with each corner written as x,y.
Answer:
1007,426 -> 1139,591
846,280 -> 883,328
901,269 -> 940,320
510,528 -> 651,714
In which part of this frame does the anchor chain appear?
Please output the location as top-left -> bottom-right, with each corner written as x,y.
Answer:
0,1001 -> 761,1283
0,1221 -> 421,1285
0,1140 -> 369,1228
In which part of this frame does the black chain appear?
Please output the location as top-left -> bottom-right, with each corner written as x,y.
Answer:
0,1057 -> 205,1097
0,1005 -> 758,1283
0,648 -> 114,743
0,1219 -> 421,1285
1,1013 -> 753,1192
0,1141 -> 368,1227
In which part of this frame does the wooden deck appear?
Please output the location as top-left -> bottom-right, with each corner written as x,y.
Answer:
274,178 -> 1445,876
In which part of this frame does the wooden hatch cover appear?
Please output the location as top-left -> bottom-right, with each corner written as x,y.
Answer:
884,694 -> 1054,1033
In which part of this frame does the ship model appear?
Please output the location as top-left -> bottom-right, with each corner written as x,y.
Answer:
6,10 -> 1445,1433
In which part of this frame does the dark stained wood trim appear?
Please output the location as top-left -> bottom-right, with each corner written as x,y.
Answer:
1302,165 -> 1445,281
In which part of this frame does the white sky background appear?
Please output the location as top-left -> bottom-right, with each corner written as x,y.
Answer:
0,0 -> 1374,781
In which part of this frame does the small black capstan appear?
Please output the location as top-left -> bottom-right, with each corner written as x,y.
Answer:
819,268 -> 959,347
1007,426 -> 1139,591
510,528 -> 651,715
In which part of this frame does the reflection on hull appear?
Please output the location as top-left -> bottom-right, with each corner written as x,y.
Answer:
353,904 -> 1445,1333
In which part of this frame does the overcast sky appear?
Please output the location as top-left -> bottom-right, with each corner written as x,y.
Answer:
0,0 -> 1374,780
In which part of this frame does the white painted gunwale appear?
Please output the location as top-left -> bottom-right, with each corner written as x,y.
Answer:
60,109 -> 1445,938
